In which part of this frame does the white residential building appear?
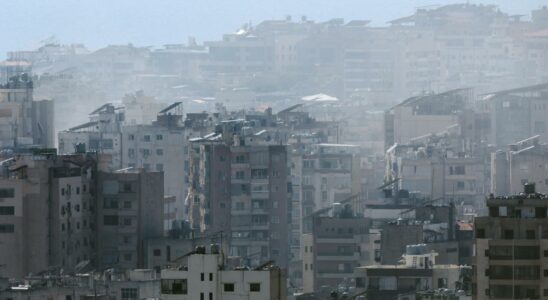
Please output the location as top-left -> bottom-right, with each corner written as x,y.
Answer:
161,247 -> 287,300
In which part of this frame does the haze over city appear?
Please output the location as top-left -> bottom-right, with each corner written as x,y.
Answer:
1,0 -> 545,57
1,1 -> 548,299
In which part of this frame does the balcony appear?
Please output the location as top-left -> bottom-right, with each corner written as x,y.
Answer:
316,252 -> 360,261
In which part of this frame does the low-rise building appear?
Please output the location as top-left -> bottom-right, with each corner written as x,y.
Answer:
355,246 -> 470,300
161,246 -> 287,300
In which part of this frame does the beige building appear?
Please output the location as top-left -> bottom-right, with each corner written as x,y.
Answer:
492,135 -> 548,196
0,74 -> 53,148
475,184 -> 548,299
58,103 -> 124,170
0,152 -> 96,279
384,88 -> 473,150
354,246 -> 469,299
161,247 -> 286,300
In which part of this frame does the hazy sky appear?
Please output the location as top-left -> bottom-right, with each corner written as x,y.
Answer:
1,0 -> 545,58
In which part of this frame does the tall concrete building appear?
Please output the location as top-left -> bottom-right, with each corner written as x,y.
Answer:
0,74 -> 54,148
0,152 -> 97,278
96,169 -> 164,270
188,120 -> 290,268
122,103 -> 191,228
301,206 -> 372,293
58,103 -> 124,170
475,184 -> 548,299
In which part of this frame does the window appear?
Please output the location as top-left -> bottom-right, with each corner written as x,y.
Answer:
209,293 -> 213,300
156,134 -> 163,140
103,198 -> 118,209
526,230 -> 536,239
514,246 -> 540,259
209,273 -> 213,281
224,283 -> 235,292
123,218 -> 132,226
156,164 -> 164,172
476,228 -> 485,238
103,215 -> 118,226
123,236 -> 131,244
0,188 -> 15,198
200,293 -> 204,300
121,288 -> 138,300
503,229 -> 513,239
535,121 -> 545,134
101,139 -> 113,149
250,283 -> 261,292
161,279 -> 187,295
128,134 -> 135,141
121,183 -> 133,193
0,206 -> 14,215
271,216 -> 280,224
201,273 -> 204,281
235,170 -> 245,179
437,278 -> 447,288
124,201 -> 131,209
154,249 -> 161,256
0,224 -> 14,233
123,253 -> 132,261
156,149 -> 163,156
144,135 -> 151,142
128,148 -> 135,157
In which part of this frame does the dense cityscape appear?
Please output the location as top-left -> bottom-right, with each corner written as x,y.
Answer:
0,3 -> 548,299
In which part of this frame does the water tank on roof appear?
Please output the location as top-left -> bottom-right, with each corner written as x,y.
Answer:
195,245 -> 206,254
524,183 -> 536,194
210,244 -> 220,254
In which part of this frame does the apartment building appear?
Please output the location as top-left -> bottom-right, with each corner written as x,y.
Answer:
58,103 -> 124,170
385,133 -> 489,211
384,88 -> 473,150
355,246 -> 470,300
492,136 -> 548,196
0,74 -> 53,148
299,143 -> 362,232
0,152 -> 96,278
475,184 -> 548,299
96,169 -> 164,270
122,103 -> 192,227
161,247 -> 286,300
483,83 -> 548,147
301,206 -> 372,293
188,120 -> 290,269
0,269 -> 160,300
